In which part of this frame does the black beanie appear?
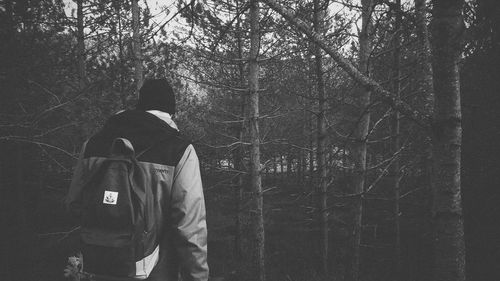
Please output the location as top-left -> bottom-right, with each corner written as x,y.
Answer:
136,79 -> 176,114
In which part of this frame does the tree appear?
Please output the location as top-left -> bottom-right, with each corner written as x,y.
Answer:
131,0 -> 144,96
261,1 -> 467,280
429,0 -> 466,280
233,0 -> 247,259
312,0 -> 329,275
389,0 -> 402,279
76,0 -> 87,89
0,1 -> 79,280
248,1 -> 265,280
345,1 -> 374,280
414,0 -> 433,113
261,0 -> 430,126
1,0 -> 479,279
461,1 -> 500,279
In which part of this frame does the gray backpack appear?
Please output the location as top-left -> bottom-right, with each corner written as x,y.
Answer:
80,138 -> 159,280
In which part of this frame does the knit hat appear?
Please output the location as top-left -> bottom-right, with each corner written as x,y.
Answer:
136,79 -> 176,114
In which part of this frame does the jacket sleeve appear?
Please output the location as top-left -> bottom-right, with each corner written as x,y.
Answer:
65,141 -> 88,217
170,144 -> 209,281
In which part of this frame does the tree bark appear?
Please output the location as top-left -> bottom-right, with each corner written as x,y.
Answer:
248,0 -> 265,280
116,3 -> 126,107
313,0 -> 329,274
389,0 -> 402,279
430,1 -> 466,280
298,145 -> 304,183
308,56 -> 316,189
234,0 -> 246,258
76,0 -> 86,89
414,0 -> 434,114
232,99 -> 245,259
274,154 -> 278,177
233,125 -> 245,258
286,150 -> 292,178
280,154 -> 284,182
131,0 -> 143,97
346,1 -> 373,280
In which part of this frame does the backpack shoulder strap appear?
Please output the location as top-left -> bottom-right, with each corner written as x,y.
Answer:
109,138 -> 135,158
135,137 -> 173,159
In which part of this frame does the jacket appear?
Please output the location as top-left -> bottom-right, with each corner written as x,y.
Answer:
66,110 -> 209,281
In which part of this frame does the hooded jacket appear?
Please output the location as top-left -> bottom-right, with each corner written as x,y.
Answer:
66,110 -> 209,281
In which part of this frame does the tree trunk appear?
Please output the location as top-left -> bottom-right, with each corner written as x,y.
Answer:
248,0 -> 265,280
414,0 -> 434,113
232,99 -> 245,259
307,52 -> 315,190
131,0 -> 143,97
2,4 -> 13,279
76,0 -> 86,89
287,150 -> 292,178
308,93 -> 315,209
346,1 -> 373,280
309,117 -> 315,186
0,162 -> 10,281
14,144 -> 34,280
280,154 -> 284,182
299,88 -> 307,187
234,0 -> 245,258
389,0 -> 402,279
414,7 -> 435,276
430,1 -> 466,280
117,3 -> 126,107
313,0 -> 329,274
233,129 -> 244,258
274,154 -> 278,177
298,147 -> 304,183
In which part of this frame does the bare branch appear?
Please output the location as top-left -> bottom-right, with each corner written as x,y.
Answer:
261,0 -> 432,128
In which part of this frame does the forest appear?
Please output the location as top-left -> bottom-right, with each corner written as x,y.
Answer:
1,0 -> 499,281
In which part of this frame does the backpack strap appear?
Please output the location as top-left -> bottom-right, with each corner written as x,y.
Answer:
108,137 -> 172,160
135,137 -> 172,159
109,138 -> 135,157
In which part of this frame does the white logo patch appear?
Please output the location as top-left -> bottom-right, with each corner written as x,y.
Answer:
103,191 -> 118,205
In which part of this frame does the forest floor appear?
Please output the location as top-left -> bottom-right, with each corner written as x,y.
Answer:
203,176 -> 432,281
31,177 -> 331,281
29,175 -> 425,281
205,180 -> 331,281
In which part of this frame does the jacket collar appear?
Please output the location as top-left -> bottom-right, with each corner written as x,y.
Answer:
146,110 -> 179,131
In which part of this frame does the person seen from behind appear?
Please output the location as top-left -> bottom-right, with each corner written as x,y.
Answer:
66,79 -> 209,281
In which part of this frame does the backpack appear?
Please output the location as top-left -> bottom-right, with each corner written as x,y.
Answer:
80,138 -> 160,280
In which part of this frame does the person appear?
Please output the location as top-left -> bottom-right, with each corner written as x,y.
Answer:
66,79 -> 209,281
